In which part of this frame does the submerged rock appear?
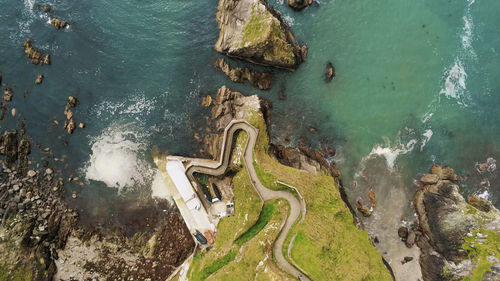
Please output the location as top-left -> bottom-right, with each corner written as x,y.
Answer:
35,74 -> 44,84
398,226 -> 409,239
356,197 -> 372,217
288,0 -> 313,10
43,5 -> 51,13
325,61 -> 335,82
413,164 -> 500,281
23,39 -> 43,65
43,54 -> 51,65
201,95 -> 213,107
50,18 -> 68,29
368,188 -> 376,208
67,96 -> 77,107
214,58 -> 272,90
3,86 -> 13,102
215,0 -> 307,70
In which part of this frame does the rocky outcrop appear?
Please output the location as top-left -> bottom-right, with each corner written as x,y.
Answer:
413,164 -> 500,281
215,0 -> 307,70
50,18 -> 68,29
35,74 -> 44,84
288,0 -> 313,11
23,39 -> 51,65
202,86 -> 261,159
63,96 -> 79,134
214,58 -> 272,90
3,86 -> 13,102
325,62 -> 335,82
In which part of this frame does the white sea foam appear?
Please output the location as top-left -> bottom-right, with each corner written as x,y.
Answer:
439,59 -> 468,104
420,129 -> 433,151
283,15 -> 294,26
476,190 -> 490,200
85,125 -> 152,190
94,93 -> 158,119
461,15 -> 474,53
364,138 -> 417,170
151,171 -> 173,203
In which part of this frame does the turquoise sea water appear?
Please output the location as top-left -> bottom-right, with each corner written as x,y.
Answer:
1,0 -> 500,265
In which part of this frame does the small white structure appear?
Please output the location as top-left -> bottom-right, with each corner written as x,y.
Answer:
165,158 -> 214,240
167,160 -> 202,211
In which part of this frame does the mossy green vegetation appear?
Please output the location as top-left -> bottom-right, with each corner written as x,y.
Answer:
253,160 -> 300,200
239,3 -> 295,65
188,163 -> 262,281
0,266 -> 33,281
462,229 -> 500,281
459,201 -> 500,281
207,199 -> 293,281
246,110 -> 393,281
235,202 -> 275,246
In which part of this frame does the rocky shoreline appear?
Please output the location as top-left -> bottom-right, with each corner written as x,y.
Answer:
410,164 -> 500,281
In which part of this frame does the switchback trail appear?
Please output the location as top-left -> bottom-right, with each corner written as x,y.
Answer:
179,119 -> 311,281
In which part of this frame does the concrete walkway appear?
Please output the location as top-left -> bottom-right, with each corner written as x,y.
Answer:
178,119 -> 311,281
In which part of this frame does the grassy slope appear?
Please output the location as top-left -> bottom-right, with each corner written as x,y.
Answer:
207,199 -> 294,281
188,165 -> 262,281
188,131 -> 291,280
461,205 -> 500,281
247,111 -> 393,281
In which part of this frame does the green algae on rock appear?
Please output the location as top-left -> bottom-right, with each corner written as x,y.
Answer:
215,0 -> 307,70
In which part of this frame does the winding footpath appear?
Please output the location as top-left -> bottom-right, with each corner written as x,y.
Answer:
178,119 -> 311,281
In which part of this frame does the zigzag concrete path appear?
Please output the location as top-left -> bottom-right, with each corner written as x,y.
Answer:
179,119 -> 310,281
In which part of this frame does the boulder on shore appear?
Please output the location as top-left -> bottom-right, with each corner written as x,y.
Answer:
214,58 -> 272,90
288,0 -> 313,10
413,164 -> 500,281
215,0 -> 307,70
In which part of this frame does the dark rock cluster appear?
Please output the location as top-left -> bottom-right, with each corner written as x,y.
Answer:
0,130 -> 77,280
214,58 -> 273,90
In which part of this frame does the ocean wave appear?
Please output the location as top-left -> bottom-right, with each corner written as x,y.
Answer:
151,171 -> 173,203
363,137 -> 417,170
420,129 -> 433,151
84,124 -> 153,190
93,93 -> 159,121
439,59 -> 468,105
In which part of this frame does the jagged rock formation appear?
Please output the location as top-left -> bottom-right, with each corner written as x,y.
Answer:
288,0 -> 313,11
414,164 -> 500,281
215,0 -> 307,70
203,86 -> 261,159
50,18 -> 68,29
23,39 -> 50,65
214,58 -> 272,90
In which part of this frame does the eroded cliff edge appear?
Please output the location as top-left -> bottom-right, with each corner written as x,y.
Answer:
215,0 -> 307,70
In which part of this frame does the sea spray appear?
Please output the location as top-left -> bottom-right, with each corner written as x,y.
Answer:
85,124 -> 153,190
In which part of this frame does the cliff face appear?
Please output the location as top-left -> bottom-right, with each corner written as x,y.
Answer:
414,164 -> 500,281
215,0 -> 307,70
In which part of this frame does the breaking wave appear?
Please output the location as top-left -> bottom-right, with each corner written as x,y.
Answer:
85,124 -> 153,190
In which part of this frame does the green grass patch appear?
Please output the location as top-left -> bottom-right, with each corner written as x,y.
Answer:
253,160 -> 300,201
194,248 -> 238,281
0,266 -> 32,281
245,110 -> 393,281
235,203 -> 275,246
461,229 -> 500,281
